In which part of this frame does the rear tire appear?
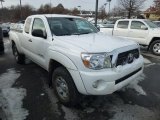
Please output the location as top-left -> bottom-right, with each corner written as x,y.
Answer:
52,67 -> 80,107
150,40 -> 160,56
12,43 -> 25,64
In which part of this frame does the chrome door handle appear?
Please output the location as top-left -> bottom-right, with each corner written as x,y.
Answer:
28,39 -> 32,42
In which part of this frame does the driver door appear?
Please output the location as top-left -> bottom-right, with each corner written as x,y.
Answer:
30,18 -> 50,68
128,21 -> 149,44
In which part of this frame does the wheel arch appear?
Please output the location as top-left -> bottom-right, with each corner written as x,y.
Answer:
148,37 -> 160,50
47,51 -> 78,86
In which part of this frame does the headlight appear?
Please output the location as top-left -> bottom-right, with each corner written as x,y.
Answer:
81,53 -> 112,70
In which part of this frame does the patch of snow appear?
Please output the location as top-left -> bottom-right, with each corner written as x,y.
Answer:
83,107 -> 95,113
0,69 -> 28,120
144,58 -> 151,64
127,74 -> 147,96
40,93 -> 45,96
109,99 -> 158,120
145,63 -> 156,68
2,88 -> 28,120
62,106 -> 79,120
0,69 -> 20,89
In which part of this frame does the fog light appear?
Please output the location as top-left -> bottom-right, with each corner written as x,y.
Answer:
92,81 -> 98,88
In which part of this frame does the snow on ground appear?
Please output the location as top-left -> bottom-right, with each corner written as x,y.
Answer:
144,58 -> 151,64
126,73 -> 147,96
124,57 -> 154,96
109,97 -> 159,120
0,69 -> 28,120
62,106 -> 79,120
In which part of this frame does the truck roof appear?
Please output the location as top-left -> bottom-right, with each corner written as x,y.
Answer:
29,14 -> 82,19
117,19 -> 148,21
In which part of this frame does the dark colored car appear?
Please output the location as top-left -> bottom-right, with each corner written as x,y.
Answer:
0,27 -> 4,54
0,23 -> 10,37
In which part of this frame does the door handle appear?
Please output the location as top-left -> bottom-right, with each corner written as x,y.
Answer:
28,39 -> 32,42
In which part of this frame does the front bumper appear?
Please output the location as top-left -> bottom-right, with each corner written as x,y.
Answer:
79,55 -> 144,95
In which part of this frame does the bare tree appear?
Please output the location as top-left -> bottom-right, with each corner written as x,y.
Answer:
98,5 -> 107,20
119,0 -> 146,18
72,8 -> 80,16
154,0 -> 160,14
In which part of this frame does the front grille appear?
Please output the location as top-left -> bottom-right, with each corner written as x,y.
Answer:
116,49 -> 139,67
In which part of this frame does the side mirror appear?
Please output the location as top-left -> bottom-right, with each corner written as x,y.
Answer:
32,29 -> 47,39
141,25 -> 148,30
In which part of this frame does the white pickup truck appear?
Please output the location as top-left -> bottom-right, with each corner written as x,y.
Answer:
9,14 -> 144,106
102,19 -> 160,56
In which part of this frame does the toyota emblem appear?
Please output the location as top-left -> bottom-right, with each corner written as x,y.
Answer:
127,53 -> 134,63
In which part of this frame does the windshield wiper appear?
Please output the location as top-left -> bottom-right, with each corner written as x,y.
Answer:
80,32 -> 93,35
71,32 -> 93,35
71,33 -> 81,35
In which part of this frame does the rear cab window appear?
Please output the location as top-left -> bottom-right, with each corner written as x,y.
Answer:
117,21 -> 129,29
24,18 -> 32,34
32,18 -> 46,32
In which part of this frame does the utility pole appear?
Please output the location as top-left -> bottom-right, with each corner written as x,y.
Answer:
107,0 -> 111,16
50,0 -> 52,13
0,0 -> 4,22
20,0 -> 22,20
0,0 -> 4,9
95,0 -> 98,27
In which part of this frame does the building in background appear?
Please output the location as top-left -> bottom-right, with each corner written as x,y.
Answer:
144,6 -> 160,20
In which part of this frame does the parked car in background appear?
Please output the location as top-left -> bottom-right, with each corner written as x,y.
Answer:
0,23 -> 10,37
0,27 -> 4,54
153,21 -> 160,27
102,19 -> 160,56
9,14 -> 143,106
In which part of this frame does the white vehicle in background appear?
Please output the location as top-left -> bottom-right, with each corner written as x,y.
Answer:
153,21 -> 160,27
9,14 -> 144,106
98,24 -> 114,35
102,19 -> 160,56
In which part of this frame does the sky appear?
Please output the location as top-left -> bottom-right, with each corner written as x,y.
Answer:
3,0 -> 154,11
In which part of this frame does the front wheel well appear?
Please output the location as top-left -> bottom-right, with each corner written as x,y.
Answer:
148,37 -> 160,50
48,59 -> 66,87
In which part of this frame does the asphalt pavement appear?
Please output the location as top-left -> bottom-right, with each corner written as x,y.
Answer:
0,37 -> 160,120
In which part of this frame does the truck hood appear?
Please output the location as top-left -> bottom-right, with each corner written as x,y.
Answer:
55,33 -> 137,53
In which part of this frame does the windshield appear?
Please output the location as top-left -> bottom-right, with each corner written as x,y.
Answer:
47,17 -> 98,36
145,20 -> 158,28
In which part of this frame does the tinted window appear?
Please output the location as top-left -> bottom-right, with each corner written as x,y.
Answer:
25,18 -> 32,33
32,18 -> 46,31
131,21 -> 146,30
47,17 -> 98,36
117,21 -> 129,29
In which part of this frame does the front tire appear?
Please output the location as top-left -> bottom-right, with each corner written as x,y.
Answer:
12,43 -> 25,64
150,40 -> 160,56
52,67 -> 80,107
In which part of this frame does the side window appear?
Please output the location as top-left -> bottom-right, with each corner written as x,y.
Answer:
32,18 -> 46,32
131,21 -> 146,30
25,18 -> 32,33
117,21 -> 129,29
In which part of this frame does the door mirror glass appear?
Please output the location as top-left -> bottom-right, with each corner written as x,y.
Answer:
32,29 -> 47,39
141,25 -> 148,30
